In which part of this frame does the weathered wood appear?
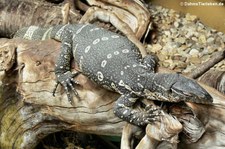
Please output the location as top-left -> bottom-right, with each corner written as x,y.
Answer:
0,38 -> 123,148
198,69 -> 225,94
1,38 -> 225,149
0,0 -> 81,37
178,92 -> 225,148
121,78 -> 225,149
1,0 -> 224,96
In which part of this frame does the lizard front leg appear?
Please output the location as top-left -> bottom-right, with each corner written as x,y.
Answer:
114,93 -> 160,126
53,34 -> 80,105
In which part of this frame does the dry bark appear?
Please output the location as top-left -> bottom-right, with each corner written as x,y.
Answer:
198,69 -> 225,94
121,71 -> 225,149
0,38 -> 123,148
0,0 -> 118,38
0,0 -> 81,37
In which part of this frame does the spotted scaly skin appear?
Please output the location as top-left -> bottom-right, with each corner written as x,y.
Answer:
14,24 -> 213,126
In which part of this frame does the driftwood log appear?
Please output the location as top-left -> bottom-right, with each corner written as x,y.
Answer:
1,38 -> 225,148
0,0 -> 81,37
0,38 -> 123,148
198,69 -> 225,94
121,85 -> 225,149
1,0 -> 224,94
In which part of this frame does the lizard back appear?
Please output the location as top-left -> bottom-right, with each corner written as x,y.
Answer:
71,24 -> 145,93
14,24 -> 146,93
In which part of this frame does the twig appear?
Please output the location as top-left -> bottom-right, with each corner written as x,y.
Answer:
187,50 -> 225,79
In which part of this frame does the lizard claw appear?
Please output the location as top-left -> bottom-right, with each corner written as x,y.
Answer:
53,82 -> 59,97
134,105 -> 161,126
69,79 -> 81,100
138,111 -> 161,126
144,106 -> 161,124
53,71 -> 80,104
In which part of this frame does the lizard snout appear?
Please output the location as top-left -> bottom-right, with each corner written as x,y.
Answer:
171,76 -> 213,104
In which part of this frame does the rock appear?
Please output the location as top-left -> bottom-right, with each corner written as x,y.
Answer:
185,13 -> 197,21
150,44 -> 162,53
201,55 -> 210,63
170,28 -> 177,34
193,32 -> 199,37
215,37 -> 223,45
158,53 -> 168,61
188,57 -> 201,64
169,9 -> 176,14
208,46 -> 218,54
191,37 -> 198,41
163,59 -> 175,69
183,64 -> 196,73
174,60 -> 188,71
207,37 -> 215,43
172,54 -> 187,62
161,49 -> 169,56
162,60 -> 171,68
189,49 -> 199,57
222,35 -> 225,42
217,32 -> 224,36
185,30 -> 195,38
178,50 -> 189,58
148,4 -> 225,73
174,22 -> 179,28
175,37 -> 186,44
198,35 -> 206,44
164,30 -> 171,36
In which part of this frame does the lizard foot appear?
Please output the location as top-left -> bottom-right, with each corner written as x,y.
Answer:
142,105 -> 161,125
53,71 -> 80,105
130,108 -> 161,126
114,94 -> 161,126
128,106 -> 161,126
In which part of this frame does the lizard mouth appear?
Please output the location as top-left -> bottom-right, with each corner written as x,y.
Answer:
171,87 -> 193,98
171,84 -> 213,104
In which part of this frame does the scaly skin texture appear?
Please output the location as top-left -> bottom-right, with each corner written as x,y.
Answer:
14,24 -> 213,126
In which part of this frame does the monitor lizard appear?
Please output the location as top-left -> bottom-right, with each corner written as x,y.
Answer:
14,24 -> 213,126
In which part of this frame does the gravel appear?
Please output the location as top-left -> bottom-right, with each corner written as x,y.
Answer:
146,5 -> 225,73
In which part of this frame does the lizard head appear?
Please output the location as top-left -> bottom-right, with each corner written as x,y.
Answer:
170,75 -> 213,104
144,73 -> 213,104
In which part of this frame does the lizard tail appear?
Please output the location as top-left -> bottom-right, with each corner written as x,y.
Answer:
14,26 -> 53,40
13,25 -> 67,41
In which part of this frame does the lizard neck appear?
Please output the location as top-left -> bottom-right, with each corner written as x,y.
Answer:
141,72 -> 164,100
122,66 -> 155,96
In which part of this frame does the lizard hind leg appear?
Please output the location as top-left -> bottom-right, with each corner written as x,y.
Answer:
113,93 -> 161,126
